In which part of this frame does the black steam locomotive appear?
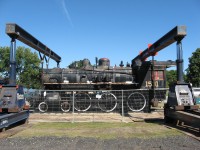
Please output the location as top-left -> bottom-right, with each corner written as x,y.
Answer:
43,58 -> 134,90
42,57 -> 175,90
37,57 -> 175,113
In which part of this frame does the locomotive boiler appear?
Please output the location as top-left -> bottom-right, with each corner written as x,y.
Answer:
42,57 -> 175,91
42,58 -> 137,90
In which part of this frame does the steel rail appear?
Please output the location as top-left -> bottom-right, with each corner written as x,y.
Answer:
132,26 -> 186,65
6,23 -> 61,64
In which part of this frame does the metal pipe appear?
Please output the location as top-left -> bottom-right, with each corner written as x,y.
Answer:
121,90 -> 124,122
72,91 -> 75,123
176,41 -> 184,83
9,38 -> 16,85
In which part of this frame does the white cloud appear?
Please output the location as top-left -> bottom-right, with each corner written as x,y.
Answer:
61,0 -> 73,27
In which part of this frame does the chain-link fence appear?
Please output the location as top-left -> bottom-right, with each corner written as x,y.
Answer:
26,88 -> 168,122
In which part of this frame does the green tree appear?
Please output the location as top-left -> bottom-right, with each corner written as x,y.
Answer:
186,48 -> 200,87
166,70 -> 187,87
166,70 -> 177,87
68,60 -> 84,69
0,46 -> 41,89
0,47 -> 10,78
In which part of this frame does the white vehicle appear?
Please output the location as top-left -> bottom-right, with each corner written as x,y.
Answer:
192,88 -> 200,104
193,88 -> 200,97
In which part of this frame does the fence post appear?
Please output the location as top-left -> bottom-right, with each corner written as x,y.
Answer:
121,90 -> 124,122
72,91 -> 75,123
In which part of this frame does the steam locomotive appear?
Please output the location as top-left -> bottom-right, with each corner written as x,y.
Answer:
36,57 -> 175,113
42,57 -> 175,90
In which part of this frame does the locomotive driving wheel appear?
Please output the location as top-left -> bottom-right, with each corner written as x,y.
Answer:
61,101 -> 70,112
98,92 -> 117,112
38,102 -> 48,112
74,92 -> 91,112
127,92 -> 146,112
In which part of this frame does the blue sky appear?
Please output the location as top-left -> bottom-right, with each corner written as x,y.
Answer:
0,0 -> 200,70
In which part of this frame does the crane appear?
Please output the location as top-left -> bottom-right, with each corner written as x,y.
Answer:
0,23 -> 61,114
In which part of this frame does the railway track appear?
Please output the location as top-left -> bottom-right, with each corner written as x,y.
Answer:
0,121 -> 31,139
164,109 -> 200,141
186,109 -> 200,116
165,122 -> 200,141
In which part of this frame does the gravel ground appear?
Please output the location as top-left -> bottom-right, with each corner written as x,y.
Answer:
0,136 -> 199,150
1,112 -> 199,149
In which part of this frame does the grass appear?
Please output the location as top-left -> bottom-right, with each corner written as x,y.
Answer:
12,122 -> 183,139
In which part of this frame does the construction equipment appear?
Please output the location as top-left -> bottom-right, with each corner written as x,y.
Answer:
0,23 -> 60,131
163,26 -> 200,130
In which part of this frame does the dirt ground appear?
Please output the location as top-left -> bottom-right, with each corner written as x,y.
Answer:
29,111 -> 164,123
